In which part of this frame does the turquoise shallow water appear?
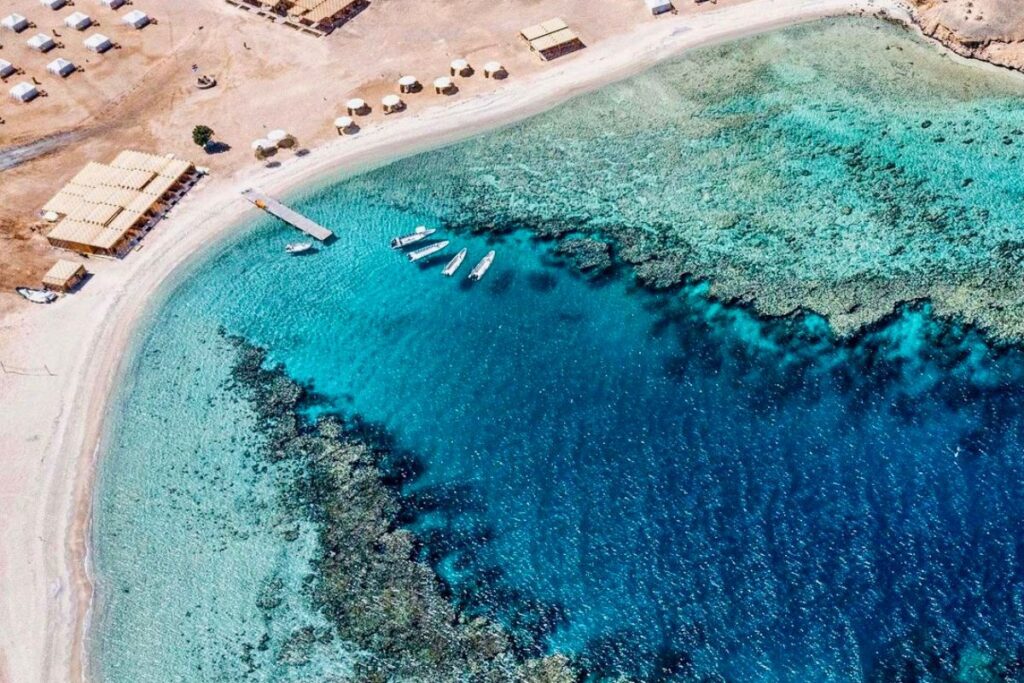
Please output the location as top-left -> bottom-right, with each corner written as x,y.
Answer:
95,17 -> 1024,683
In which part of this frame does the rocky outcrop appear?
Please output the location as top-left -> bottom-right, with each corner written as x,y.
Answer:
910,0 -> 1024,71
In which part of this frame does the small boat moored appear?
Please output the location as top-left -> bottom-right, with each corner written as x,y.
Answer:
468,250 -> 495,281
391,226 -> 436,249
16,287 -> 58,304
408,240 -> 450,262
442,248 -> 467,276
285,242 -> 314,254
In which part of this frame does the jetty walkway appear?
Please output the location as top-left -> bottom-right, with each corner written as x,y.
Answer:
241,188 -> 333,241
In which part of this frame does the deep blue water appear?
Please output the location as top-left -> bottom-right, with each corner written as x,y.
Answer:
95,17 -> 1024,683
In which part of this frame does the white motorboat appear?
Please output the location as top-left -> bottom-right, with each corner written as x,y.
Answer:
468,250 -> 495,281
442,248 -> 467,276
285,242 -> 314,254
407,240 -> 449,262
390,226 -> 435,249
16,287 -> 57,304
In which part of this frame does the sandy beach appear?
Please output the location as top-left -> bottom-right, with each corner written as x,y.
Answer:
0,0 -> 908,680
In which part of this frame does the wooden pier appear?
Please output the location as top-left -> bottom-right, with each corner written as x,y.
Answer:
241,188 -> 333,241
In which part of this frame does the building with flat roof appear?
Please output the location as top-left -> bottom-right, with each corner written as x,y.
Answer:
43,150 -> 196,256
42,260 -> 87,292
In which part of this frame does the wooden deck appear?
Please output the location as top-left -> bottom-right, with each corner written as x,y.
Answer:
241,188 -> 333,241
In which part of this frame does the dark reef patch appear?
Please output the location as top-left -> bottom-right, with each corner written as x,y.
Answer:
223,333 -> 580,682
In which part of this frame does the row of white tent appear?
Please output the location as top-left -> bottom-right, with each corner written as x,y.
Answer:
1,9 -> 149,35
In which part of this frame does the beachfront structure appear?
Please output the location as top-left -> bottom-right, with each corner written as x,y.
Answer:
84,33 -> 112,53
40,0 -> 66,10
27,33 -> 56,52
9,82 -> 38,102
0,60 -> 15,79
398,75 -> 419,93
449,58 -> 471,76
64,11 -> 92,30
47,58 -> 75,77
100,0 -> 126,8
483,61 -> 504,78
122,10 -> 150,29
433,76 -> 453,94
43,150 -> 196,256
345,97 -> 366,115
381,94 -> 403,113
520,18 -> 584,61
251,139 -> 275,159
225,0 -> 366,36
1,13 -> 29,32
334,115 -> 354,134
42,260 -> 86,292
645,0 -> 674,14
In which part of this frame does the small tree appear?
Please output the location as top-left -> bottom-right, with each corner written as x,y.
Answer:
192,125 -> 214,149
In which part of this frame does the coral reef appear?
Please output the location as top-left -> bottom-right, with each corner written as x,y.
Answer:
225,335 -> 580,682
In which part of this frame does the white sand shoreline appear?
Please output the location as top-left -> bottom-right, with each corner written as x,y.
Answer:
0,1 -> 905,680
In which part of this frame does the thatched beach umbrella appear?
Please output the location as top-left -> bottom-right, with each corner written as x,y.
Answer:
251,138 -> 275,159
483,61 -> 505,78
398,75 -> 419,93
334,115 -> 354,134
381,94 -> 403,113
267,128 -> 295,148
433,76 -> 453,94
449,58 -> 470,77
346,97 -> 367,115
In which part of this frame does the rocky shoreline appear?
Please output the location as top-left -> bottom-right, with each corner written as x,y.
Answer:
224,334 -> 581,682
910,0 -> 1024,73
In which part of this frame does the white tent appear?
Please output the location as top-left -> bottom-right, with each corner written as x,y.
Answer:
27,33 -> 56,52
0,59 -> 15,78
1,13 -> 29,32
100,0 -> 125,8
40,0 -> 67,9
64,11 -> 92,30
345,97 -> 366,114
398,75 -> 418,92
9,82 -> 39,102
334,115 -> 354,130
47,57 -> 75,77
449,58 -> 470,76
250,139 -> 275,150
84,33 -> 112,53
433,76 -> 452,93
122,9 -> 149,28
381,94 -> 403,113
644,0 -> 674,14
483,61 -> 504,78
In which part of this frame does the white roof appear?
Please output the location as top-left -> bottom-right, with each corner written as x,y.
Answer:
0,60 -> 13,77
122,9 -> 149,26
334,116 -> 353,127
64,11 -> 92,29
251,139 -> 274,150
398,75 -> 418,86
47,57 -> 75,75
345,97 -> 365,109
433,76 -> 452,88
10,82 -> 38,101
266,129 -> 288,142
40,0 -> 66,9
644,0 -> 673,7
84,33 -> 111,50
450,58 -> 469,69
27,33 -> 55,50
382,94 -> 401,106
100,0 -> 125,7
483,61 -> 502,71
2,13 -> 29,30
